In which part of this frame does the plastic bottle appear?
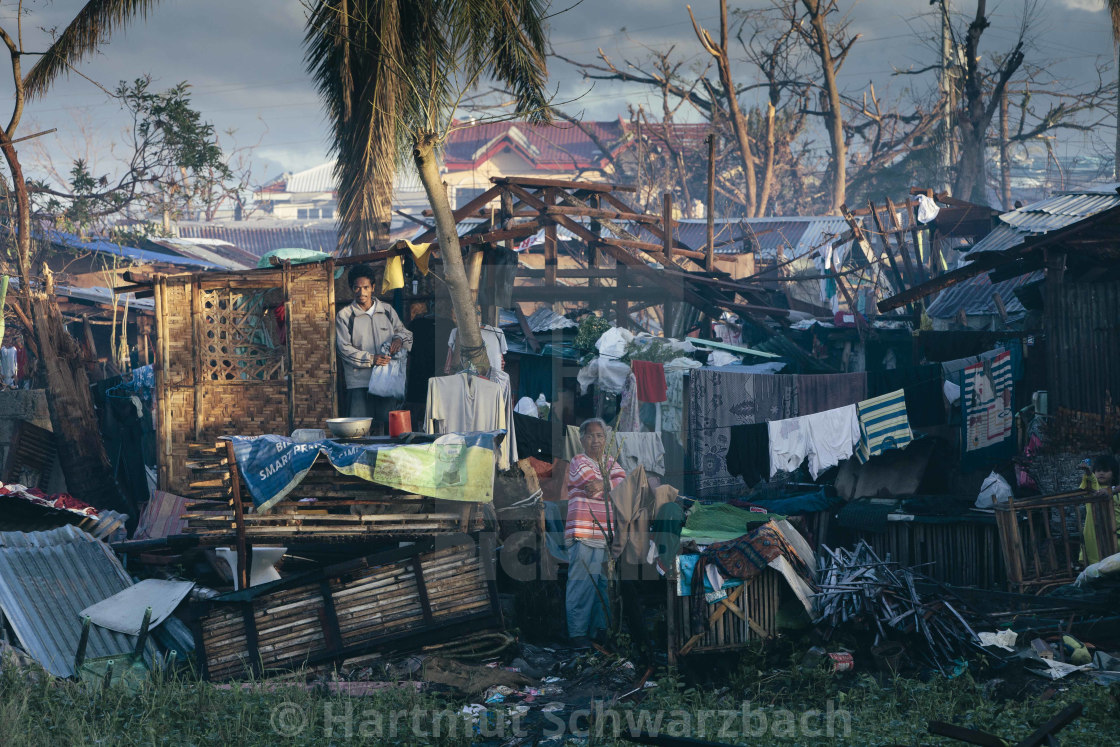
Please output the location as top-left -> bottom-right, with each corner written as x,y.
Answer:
536,394 -> 550,420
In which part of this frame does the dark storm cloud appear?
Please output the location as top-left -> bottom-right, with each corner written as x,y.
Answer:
1,0 -> 1114,182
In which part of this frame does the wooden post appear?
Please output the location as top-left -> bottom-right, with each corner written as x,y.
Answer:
326,259 -> 338,417
886,197 -> 927,285
866,200 -> 908,298
226,439 -> 250,592
282,262 -> 295,435
545,226 -> 559,314
666,570 -> 678,669
190,281 -> 204,441
617,265 -> 629,329
661,193 -> 675,337
661,192 -> 674,268
705,134 -> 716,272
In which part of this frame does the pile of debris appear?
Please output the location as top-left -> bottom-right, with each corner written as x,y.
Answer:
813,540 -> 983,672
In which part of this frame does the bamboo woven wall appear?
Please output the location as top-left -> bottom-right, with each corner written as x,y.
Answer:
155,263 -> 337,494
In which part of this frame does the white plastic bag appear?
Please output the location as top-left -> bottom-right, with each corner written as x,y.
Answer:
576,357 -> 631,395
975,471 -> 1012,509
368,342 -> 407,400
916,194 -> 940,224
595,327 -> 634,359
1076,551 -> 1120,587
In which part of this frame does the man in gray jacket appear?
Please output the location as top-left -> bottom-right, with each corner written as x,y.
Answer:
335,264 -> 413,431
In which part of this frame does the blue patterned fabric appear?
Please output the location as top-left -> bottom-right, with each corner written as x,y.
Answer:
687,370 -> 797,499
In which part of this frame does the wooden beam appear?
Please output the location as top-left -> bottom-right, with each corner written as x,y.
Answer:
616,265 -> 629,328
706,134 -> 716,272
544,210 -> 558,288
513,305 -> 541,353
492,175 -> 636,193
505,181 -> 730,320
511,285 -> 673,302
886,197 -> 927,285
411,184 -> 504,243
662,192 -> 674,268
877,256 -> 1005,312
544,205 -> 665,225
518,268 -> 622,279
866,200 -> 909,299
225,440 -> 250,592
839,203 -> 876,266
992,291 -> 1008,323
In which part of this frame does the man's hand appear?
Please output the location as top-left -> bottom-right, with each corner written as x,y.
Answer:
374,354 -> 391,366
389,337 -> 403,355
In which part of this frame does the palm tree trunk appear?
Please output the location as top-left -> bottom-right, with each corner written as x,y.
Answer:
0,134 -> 122,513
413,136 -> 491,377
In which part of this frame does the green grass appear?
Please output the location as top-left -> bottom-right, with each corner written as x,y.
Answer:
2,650 -> 1119,746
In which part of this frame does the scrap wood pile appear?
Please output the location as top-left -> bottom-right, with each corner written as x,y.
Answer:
813,540 -> 985,671
182,443 -> 486,543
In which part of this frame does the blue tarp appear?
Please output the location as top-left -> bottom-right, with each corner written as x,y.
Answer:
44,228 -> 220,269
227,432 -> 504,512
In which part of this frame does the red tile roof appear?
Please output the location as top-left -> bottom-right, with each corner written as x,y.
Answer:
442,120 -> 712,171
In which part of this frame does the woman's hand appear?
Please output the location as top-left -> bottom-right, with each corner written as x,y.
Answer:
588,479 -> 604,495
374,354 -> 391,366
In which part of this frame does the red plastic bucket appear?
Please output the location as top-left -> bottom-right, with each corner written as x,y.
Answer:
389,410 -> 412,437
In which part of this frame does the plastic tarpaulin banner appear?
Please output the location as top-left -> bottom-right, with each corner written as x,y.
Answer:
227,432 -> 502,512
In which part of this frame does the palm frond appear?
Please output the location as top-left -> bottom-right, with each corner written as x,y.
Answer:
305,0 -> 405,255
24,0 -> 161,100
303,0 -> 552,254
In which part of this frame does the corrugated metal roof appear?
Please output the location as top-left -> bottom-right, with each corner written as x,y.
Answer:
56,284 -> 155,311
147,238 -> 258,270
966,184 -> 1120,258
44,229 -> 219,270
0,525 -> 140,677
176,223 -> 340,258
926,269 -> 1044,319
635,216 -> 850,257
525,307 -> 578,332
284,161 -> 338,194
741,216 -> 851,258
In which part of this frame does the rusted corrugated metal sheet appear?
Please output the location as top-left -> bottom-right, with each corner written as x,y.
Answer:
967,186 -> 1120,259
1048,280 -> 1120,413
926,270 -> 1044,319
0,526 -> 138,677
176,224 -> 340,258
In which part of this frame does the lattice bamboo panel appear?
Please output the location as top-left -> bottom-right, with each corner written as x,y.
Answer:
156,263 -> 337,496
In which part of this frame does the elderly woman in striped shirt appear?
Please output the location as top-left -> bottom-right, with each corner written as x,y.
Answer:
564,418 -> 626,647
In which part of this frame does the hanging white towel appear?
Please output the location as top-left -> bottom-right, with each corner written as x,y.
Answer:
768,417 -> 811,476
804,404 -> 861,479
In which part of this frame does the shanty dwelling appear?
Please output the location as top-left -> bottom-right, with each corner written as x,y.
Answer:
10,176 -> 1118,686
879,185 -> 1120,593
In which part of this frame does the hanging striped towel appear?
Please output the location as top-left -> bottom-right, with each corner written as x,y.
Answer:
856,389 -> 912,462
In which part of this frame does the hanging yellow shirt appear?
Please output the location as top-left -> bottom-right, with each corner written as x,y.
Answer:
1080,474 -> 1120,566
381,242 -> 432,293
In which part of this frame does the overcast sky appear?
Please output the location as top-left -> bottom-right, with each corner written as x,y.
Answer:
3,0 -> 1116,189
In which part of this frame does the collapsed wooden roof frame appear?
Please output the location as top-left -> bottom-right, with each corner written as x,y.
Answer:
396,175 -> 810,338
